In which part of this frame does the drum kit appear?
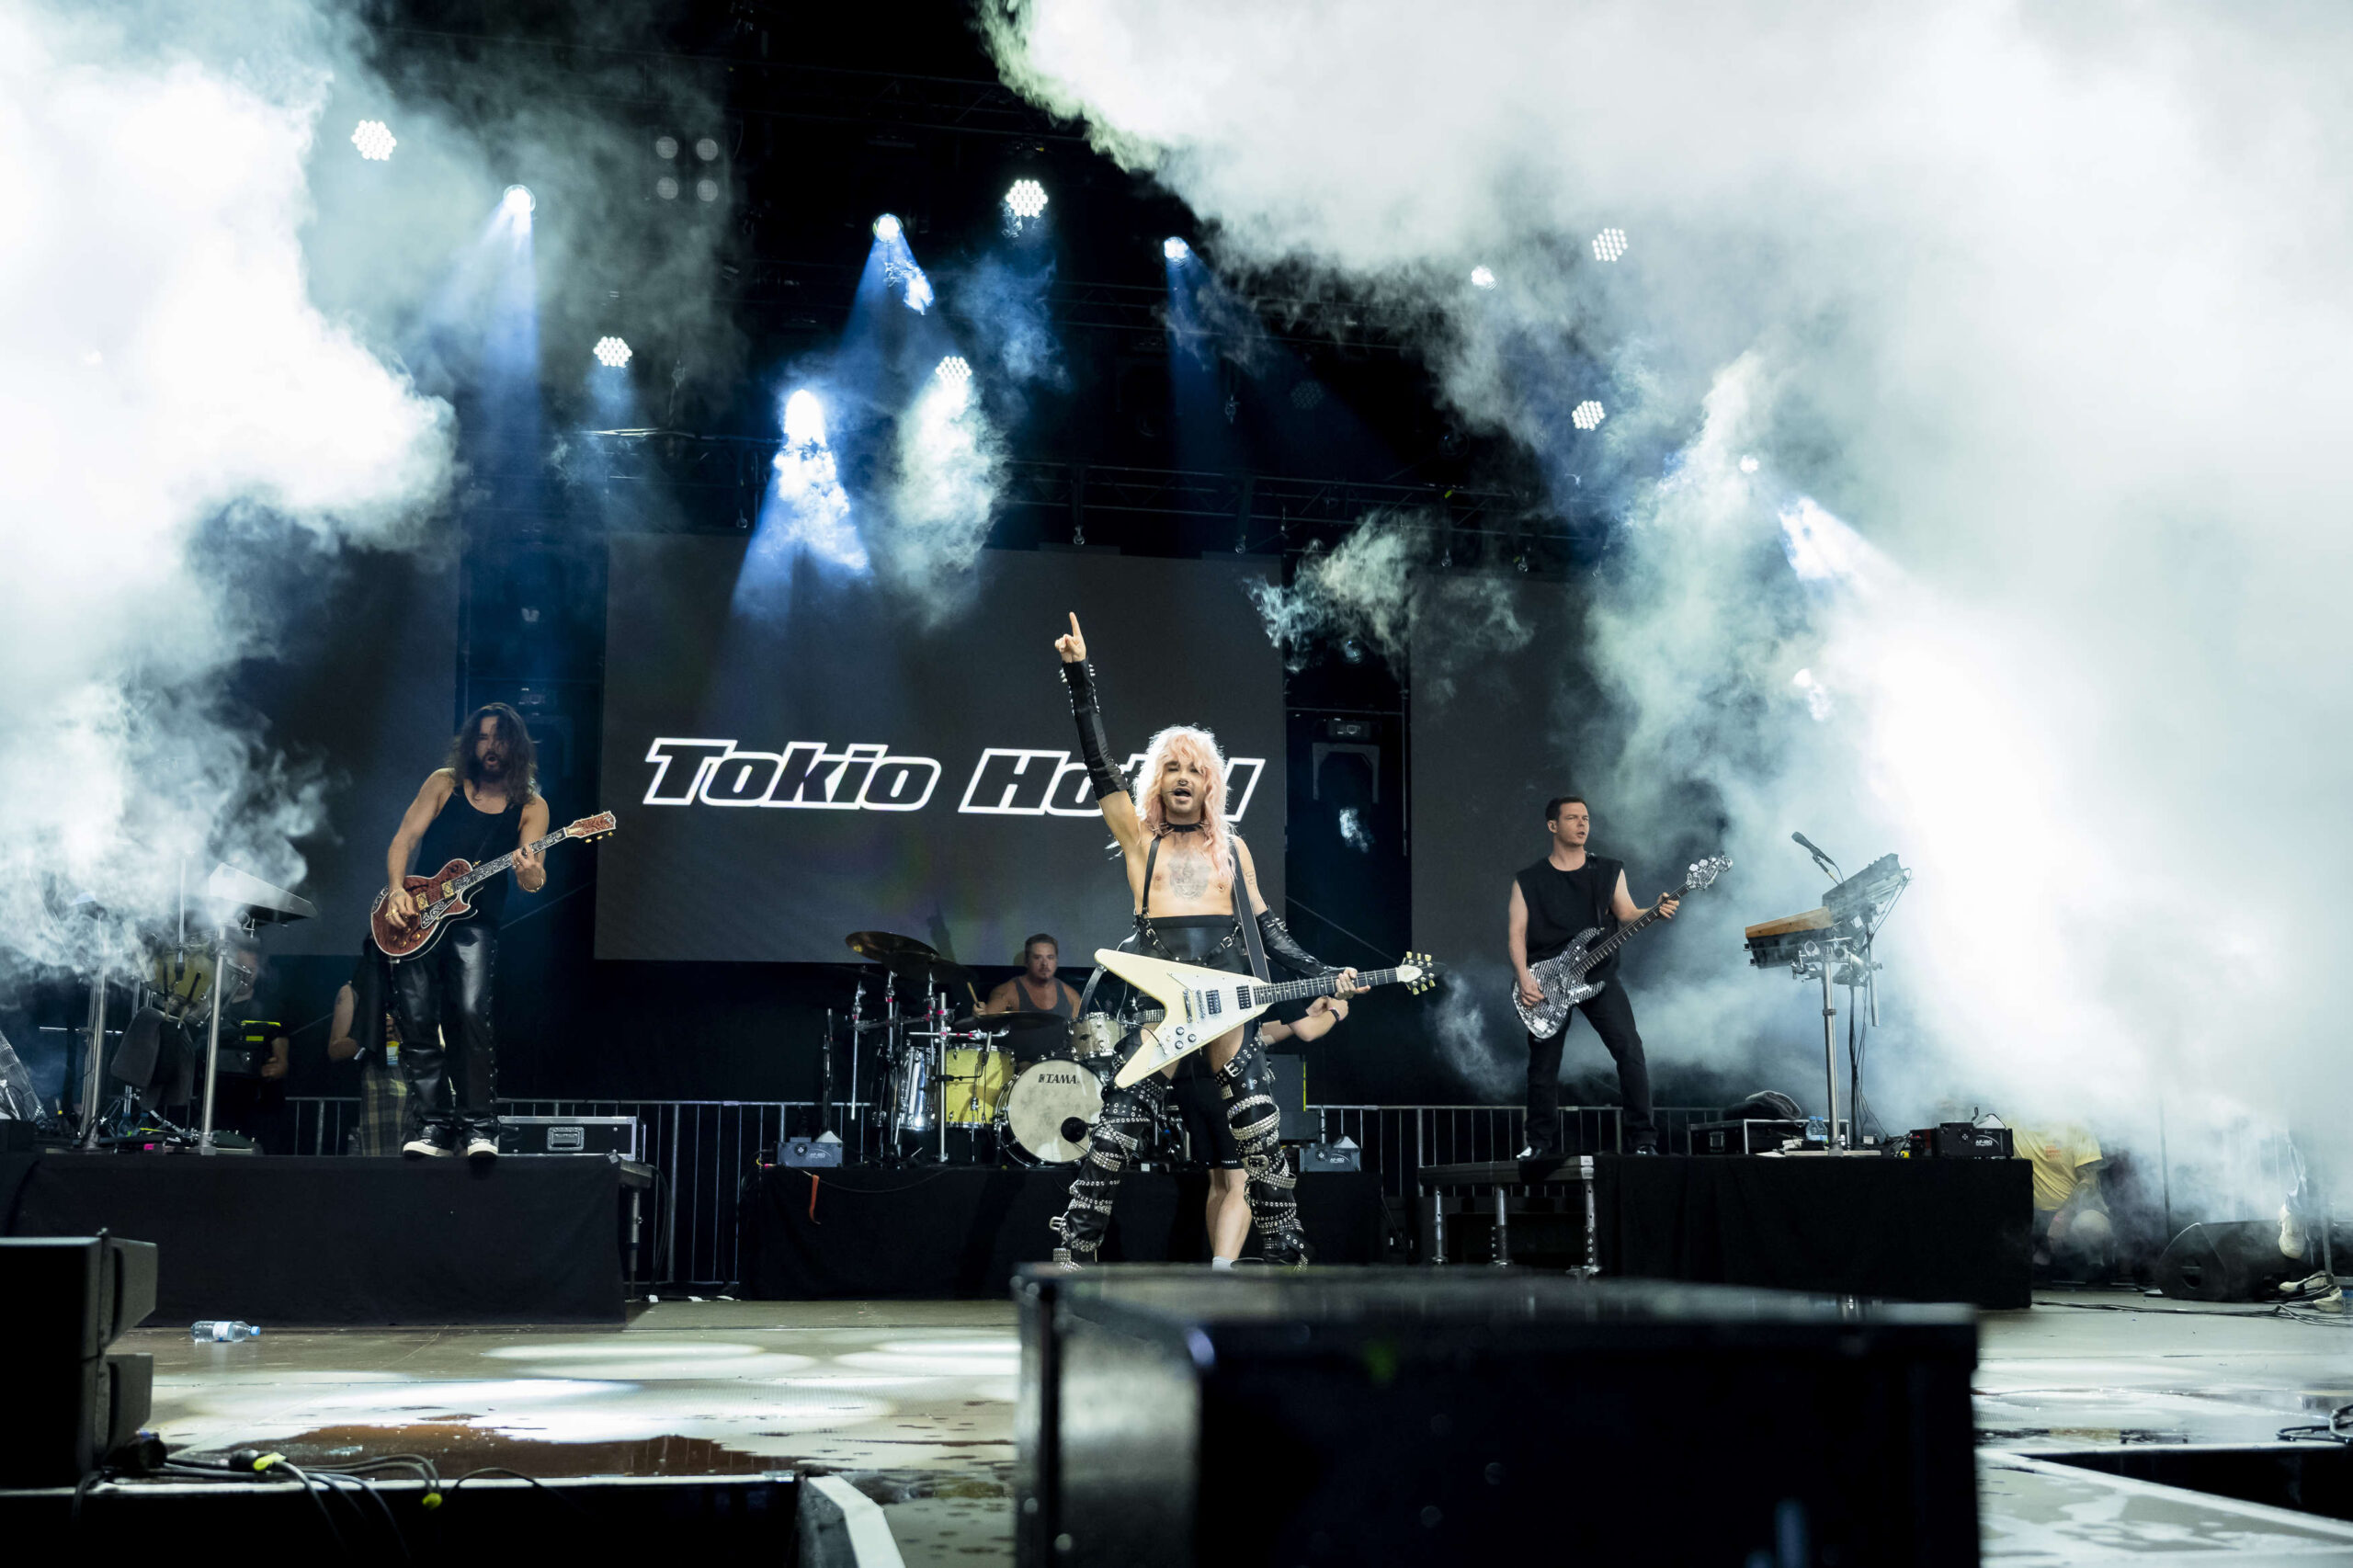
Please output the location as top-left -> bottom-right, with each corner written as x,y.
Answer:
68,863 -> 314,1153
832,929 -> 1172,1167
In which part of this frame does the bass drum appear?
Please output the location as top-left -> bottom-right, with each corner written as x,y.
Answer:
997,1058 -> 1105,1165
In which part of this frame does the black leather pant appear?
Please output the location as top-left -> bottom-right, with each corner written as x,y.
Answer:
392,921 -> 499,1144
1052,1033 -> 1311,1265
1525,979 -> 1654,1153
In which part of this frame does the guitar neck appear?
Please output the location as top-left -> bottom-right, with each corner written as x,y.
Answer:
1586,887 -> 1688,963
1253,966 -> 1408,1006
449,829 -> 568,895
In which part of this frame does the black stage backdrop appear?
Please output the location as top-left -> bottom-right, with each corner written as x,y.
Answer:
597,540 -> 1284,965
1410,576 -> 1600,966
230,546 -> 460,957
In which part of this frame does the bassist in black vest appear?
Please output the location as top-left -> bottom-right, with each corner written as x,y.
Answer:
1508,795 -> 1676,1158
381,704 -> 549,1159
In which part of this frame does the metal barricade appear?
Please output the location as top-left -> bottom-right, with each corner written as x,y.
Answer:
287,1096 -> 1727,1287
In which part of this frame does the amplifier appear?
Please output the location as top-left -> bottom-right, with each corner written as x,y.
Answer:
1898,1123 -> 2014,1159
779,1135 -> 844,1168
497,1116 -> 640,1159
1689,1119 -> 1806,1155
1297,1138 -> 1360,1173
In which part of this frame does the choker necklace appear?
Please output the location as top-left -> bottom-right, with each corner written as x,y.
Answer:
1159,822 -> 1205,835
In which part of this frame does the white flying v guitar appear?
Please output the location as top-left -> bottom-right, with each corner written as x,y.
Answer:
1098,949 -> 1441,1088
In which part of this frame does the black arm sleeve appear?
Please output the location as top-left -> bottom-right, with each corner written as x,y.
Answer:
1061,659 -> 1125,800
1256,911 -> 1337,978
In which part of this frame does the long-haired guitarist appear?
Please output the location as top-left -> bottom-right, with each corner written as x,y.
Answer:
381,703 -> 548,1159
1050,615 -> 1359,1267
1507,795 -> 1676,1159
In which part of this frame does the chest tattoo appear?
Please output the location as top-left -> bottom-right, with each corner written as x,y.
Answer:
1166,846 -> 1212,900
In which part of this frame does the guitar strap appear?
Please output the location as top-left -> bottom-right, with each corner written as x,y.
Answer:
1233,845 -> 1270,983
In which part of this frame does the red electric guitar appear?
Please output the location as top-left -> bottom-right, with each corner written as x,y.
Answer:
370,812 -> 618,959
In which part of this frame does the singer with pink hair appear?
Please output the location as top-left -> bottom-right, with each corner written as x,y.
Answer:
1048,613 -> 1359,1267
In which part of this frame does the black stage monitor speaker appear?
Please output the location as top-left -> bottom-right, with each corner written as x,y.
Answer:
2154,1220 -> 2298,1302
1015,1267 -> 1979,1567
0,1235 -> 160,1484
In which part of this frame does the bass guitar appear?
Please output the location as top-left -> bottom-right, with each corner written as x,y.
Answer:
1101,949 -> 1442,1088
371,812 -> 619,960
1514,855 -> 1730,1040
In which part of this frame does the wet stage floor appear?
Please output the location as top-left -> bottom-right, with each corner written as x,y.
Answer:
137,1297 -> 1020,1564
126,1286 -> 2353,1562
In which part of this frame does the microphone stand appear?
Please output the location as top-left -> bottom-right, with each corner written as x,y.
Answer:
1792,833 -> 1850,1151
197,920 -> 243,1155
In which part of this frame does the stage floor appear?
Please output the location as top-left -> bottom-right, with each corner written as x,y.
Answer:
121,1287 -> 2353,1564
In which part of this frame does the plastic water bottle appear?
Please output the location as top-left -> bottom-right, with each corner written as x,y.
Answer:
191,1321 -> 260,1343
1802,1116 -> 1828,1148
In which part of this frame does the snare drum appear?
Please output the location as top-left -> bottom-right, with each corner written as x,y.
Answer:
942,1043 -> 1012,1126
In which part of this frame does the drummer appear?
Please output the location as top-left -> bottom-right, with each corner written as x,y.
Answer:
979,934 -> 1083,1019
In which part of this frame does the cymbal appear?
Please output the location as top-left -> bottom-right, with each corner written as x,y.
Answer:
847,930 -> 937,964
958,1009 -> 1068,1035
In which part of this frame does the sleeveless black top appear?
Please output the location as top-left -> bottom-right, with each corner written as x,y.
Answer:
415,781 -> 528,926
1517,855 -> 1624,975
1009,976 -> 1080,1015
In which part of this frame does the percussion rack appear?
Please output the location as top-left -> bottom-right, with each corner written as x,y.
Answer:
1744,849 -> 1911,1153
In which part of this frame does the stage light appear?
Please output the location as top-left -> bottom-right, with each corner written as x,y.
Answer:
1290,381 -> 1325,412
350,120 -> 396,162
656,176 -> 678,200
784,389 -> 826,449
697,179 -> 719,202
654,135 -> 678,160
593,336 -> 632,369
502,185 -> 535,218
1164,237 -> 1189,261
1740,455 -> 1760,473
696,137 -> 720,161
936,355 -> 972,385
1469,265 -> 1496,289
1571,400 -> 1605,430
1005,179 -> 1048,220
1591,227 -> 1628,262
874,213 -> 903,242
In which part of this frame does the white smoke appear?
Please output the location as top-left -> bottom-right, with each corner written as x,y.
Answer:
986,1 -> 2353,1169
756,389 -> 868,576
1246,514 -> 1532,686
947,254 -> 1070,397
1427,968 -> 1522,1099
876,370 -> 1005,612
0,0 -> 454,973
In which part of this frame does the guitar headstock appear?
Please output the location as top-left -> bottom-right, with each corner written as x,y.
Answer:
1683,855 -> 1731,892
568,811 -> 620,841
1396,951 -> 1444,994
